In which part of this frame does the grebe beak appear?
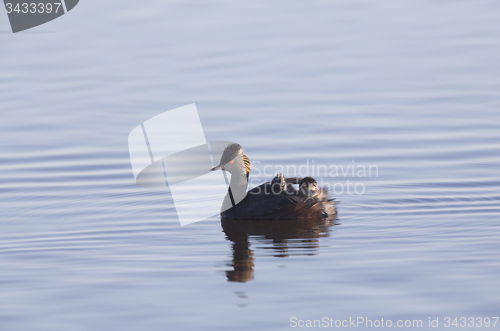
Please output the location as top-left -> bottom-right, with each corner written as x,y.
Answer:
211,164 -> 223,171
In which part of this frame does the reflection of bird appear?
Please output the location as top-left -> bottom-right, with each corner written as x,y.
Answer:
221,217 -> 337,282
211,143 -> 337,220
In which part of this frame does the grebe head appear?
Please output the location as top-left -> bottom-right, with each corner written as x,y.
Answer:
210,143 -> 250,178
299,176 -> 318,195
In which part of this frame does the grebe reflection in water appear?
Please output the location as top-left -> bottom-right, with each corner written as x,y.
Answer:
222,217 -> 337,282
210,143 -> 337,221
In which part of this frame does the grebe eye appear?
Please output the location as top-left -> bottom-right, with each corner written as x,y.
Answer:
229,160 -> 234,164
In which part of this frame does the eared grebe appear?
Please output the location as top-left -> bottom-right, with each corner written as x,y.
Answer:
210,143 -> 337,220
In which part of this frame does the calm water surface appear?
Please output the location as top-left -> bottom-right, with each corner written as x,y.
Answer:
1,1 -> 500,330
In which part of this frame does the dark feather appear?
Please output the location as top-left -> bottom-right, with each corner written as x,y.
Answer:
221,177 -> 337,221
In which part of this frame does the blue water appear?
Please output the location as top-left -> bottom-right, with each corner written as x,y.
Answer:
1,1 -> 500,330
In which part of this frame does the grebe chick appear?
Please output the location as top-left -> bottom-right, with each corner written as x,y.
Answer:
299,176 -> 319,196
211,143 -> 337,221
